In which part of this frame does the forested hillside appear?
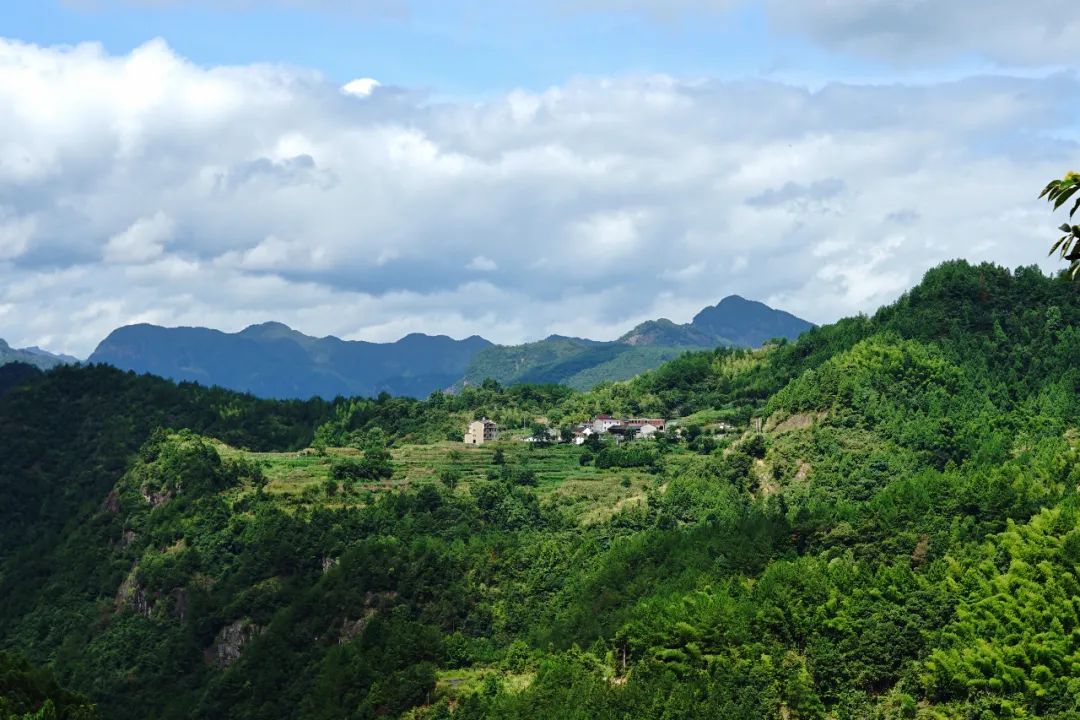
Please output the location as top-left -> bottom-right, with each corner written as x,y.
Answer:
2,260 -> 1080,719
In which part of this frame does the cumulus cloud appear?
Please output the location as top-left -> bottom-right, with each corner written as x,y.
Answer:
0,37 -> 1075,356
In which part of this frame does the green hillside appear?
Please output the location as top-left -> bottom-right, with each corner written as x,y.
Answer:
3,261 -> 1080,719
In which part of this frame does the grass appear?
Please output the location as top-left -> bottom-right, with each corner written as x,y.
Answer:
435,667 -> 534,701
678,408 -> 744,430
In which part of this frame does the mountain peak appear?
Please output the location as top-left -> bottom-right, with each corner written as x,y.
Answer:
239,321 -> 299,336
244,320 -> 293,331
615,297 -> 812,349
690,296 -> 813,347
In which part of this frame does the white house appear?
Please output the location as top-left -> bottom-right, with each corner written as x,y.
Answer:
570,424 -> 594,445
591,414 -> 620,434
638,423 -> 660,439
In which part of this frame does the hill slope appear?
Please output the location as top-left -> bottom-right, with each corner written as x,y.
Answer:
87,322 -> 493,399
3,261 -> 1079,719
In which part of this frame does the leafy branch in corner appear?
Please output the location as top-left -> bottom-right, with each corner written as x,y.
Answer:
1040,171 -> 1080,277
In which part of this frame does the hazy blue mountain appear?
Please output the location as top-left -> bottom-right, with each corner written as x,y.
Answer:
0,338 -> 78,370
85,296 -> 811,398
87,322 -> 492,399
464,295 -> 813,388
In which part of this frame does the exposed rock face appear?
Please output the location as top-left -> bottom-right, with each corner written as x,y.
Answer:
337,591 -> 398,644
101,490 -> 120,514
339,614 -> 373,644
208,619 -> 263,668
140,485 -> 171,508
170,588 -> 189,622
115,563 -> 151,617
765,411 -> 826,434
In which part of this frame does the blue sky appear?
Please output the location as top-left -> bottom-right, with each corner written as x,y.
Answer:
0,0 -> 1078,355
8,1 -> 973,93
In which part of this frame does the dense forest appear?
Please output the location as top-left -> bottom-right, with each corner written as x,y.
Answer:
2,260 -> 1080,719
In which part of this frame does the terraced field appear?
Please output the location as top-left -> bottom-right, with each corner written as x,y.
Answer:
215,439 -> 663,523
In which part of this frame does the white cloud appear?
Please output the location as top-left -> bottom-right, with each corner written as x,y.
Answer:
103,212 -> 174,264
0,37 -> 1076,357
342,77 -> 381,97
0,214 -> 36,261
467,255 -> 497,271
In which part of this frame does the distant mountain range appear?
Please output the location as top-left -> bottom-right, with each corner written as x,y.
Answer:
80,296 -> 813,398
0,338 -> 78,371
87,322 -> 492,400
462,295 -> 814,389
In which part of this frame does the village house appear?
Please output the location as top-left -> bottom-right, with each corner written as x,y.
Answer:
591,414 -> 620,434
589,414 -> 668,440
464,418 -> 498,445
637,423 -> 661,439
621,417 -> 667,433
571,424 -> 594,445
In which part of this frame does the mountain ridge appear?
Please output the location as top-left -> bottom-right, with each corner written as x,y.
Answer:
85,296 -> 813,399
0,338 -> 78,370
88,323 -> 493,400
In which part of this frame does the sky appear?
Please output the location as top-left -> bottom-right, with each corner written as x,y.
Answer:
1,0 -> 1079,356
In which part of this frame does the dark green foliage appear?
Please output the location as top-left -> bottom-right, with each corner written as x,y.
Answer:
594,444 -> 658,470
0,364 -> 330,558
0,362 -> 41,399
0,652 -> 99,719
